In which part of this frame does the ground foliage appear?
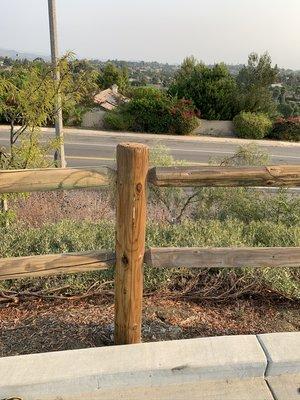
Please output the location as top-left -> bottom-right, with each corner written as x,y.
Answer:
0,145 -> 299,303
268,116 -> 300,142
104,87 -> 198,135
233,111 -> 273,139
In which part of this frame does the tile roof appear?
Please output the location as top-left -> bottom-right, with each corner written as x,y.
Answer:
94,87 -> 128,110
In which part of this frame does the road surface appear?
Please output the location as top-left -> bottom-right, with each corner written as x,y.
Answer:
0,126 -> 299,167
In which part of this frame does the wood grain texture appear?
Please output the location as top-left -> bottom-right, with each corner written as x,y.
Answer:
2,246 -> 299,281
144,247 -> 300,269
0,167 -> 112,193
115,143 -> 149,345
0,250 -> 115,280
148,165 -> 300,187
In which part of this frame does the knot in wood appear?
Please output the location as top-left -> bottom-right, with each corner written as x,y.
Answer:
136,183 -> 143,193
122,254 -> 129,266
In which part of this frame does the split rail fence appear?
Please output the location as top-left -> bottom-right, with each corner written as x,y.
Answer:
1,143 -> 300,345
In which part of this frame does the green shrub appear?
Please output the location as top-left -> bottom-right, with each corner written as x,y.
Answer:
104,88 -> 198,135
128,86 -> 164,100
103,109 -> 133,131
268,117 -> 300,142
125,91 -> 173,133
0,219 -> 299,299
233,112 -> 272,139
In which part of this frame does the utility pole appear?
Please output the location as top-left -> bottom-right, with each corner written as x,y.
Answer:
47,0 -> 66,168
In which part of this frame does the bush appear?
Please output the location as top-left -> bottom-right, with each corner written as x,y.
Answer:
268,117 -> 300,142
233,112 -> 272,139
125,90 -> 173,133
104,88 -> 198,135
103,109 -> 133,131
0,219 -> 299,299
169,99 -> 199,134
128,86 -> 163,100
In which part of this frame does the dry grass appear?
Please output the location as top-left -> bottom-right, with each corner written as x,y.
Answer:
13,189 -> 114,227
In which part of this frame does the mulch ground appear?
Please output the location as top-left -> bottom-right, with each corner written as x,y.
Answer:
0,295 -> 299,357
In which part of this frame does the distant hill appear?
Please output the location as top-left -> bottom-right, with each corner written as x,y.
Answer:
0,48 -> 49,61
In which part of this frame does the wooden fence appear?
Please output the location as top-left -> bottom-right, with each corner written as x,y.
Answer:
1,143 -> 300,345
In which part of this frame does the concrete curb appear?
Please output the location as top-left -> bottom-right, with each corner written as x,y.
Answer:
60,127 -> 300,148
258,332 -> 300,376
0,332 -> 299,399
258,332 -> 300,400
0,335 -> 271,400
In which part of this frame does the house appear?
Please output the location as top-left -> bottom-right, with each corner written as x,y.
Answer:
93,84 -> 128,111
81,85 -> 129,129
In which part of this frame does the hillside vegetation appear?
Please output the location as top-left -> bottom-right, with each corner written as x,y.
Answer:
1,52 -> 299,138
0,145 -> 299,303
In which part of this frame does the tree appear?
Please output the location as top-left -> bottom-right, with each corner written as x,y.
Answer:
236,52 -> 278,116
97,63 -> 129,92
237,52 -> 278,88
0,55 -> 97,169
169,57 -> 238,120
0,63 -> 59,168
0,55 -> 97,225
62,59 -> 98,125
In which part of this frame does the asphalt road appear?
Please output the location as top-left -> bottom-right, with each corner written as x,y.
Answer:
0,127 -> 299,168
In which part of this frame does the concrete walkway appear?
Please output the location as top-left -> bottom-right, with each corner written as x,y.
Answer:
0,332 -> 299,399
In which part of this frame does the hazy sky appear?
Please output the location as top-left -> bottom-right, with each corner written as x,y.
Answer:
1,0 -> 300,68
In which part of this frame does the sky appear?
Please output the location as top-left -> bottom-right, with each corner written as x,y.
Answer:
1,0 -> 300,69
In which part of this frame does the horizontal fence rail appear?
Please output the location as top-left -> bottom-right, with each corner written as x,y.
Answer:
1,164 -> 300,193
148,165 -> 300,187
1,247 -> 300,281
145,247 -> 300,269
0,250 -> 115,280
0,167 -> 113,193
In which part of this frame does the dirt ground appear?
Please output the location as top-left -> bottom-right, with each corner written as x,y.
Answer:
0,295 -> 299,357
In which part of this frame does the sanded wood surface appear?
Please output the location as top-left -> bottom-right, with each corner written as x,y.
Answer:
0,167 -> 112,193
0,250 -> 115,280
114,143 -> 149,345
148,165 -> 300,187
144,247 -> 300,268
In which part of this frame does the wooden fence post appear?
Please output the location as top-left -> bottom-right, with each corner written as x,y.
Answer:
114,143 -> 149,345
